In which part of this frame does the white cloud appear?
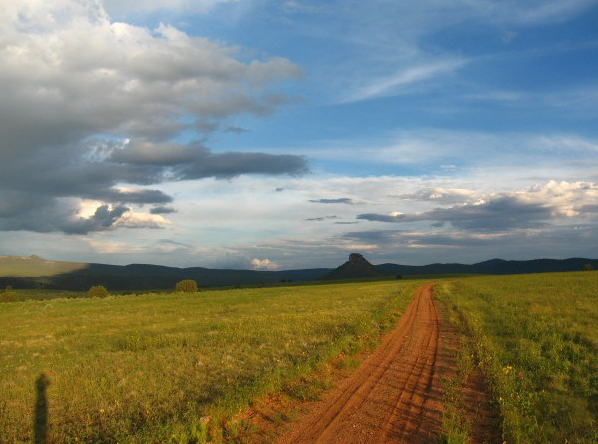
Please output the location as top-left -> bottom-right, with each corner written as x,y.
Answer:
251,258 -> 280,270
346,59 -> 467,102
0,0 -> 304,234
357,180 -> 598,231
116,209 -> 171,229
1,1 -> 301,150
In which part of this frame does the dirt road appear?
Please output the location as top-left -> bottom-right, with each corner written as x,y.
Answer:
277,283 -> 444,444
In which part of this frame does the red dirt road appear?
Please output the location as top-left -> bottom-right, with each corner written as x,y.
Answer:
277,283 -> 444,444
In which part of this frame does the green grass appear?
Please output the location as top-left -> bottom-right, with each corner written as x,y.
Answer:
0,280 -> 418,443
435,271 -> 598,444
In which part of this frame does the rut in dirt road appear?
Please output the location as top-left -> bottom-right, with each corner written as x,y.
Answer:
277,283 -> 443,444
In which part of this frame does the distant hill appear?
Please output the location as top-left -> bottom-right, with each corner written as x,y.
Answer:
0,255 -> 86,277
0,254 -> 596,291
0,255 -> 329,291
377,257 -> 598,276
322,253 -> 389,280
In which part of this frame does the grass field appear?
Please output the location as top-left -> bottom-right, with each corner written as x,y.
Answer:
435,272 -> 598,444
0,280 -> 419,443
2,272 -> 596,444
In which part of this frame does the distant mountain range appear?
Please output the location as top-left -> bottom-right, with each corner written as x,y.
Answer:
0,254 -> 596,291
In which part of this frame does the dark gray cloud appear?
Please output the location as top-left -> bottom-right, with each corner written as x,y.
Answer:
150,206 -> 177,215
101,189 -> 173,204
65,205 -> 130,235
110,140 -> 309,179
0,139 -> 307,234
358,196 -> 552,231
175,150 -> 308,180
309,198 -> 355,204
306,215 -> 339,221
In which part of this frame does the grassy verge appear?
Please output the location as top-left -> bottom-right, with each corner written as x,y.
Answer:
0,280 -> 419,443
435,300 -> 476,444
435,272 -> 598,444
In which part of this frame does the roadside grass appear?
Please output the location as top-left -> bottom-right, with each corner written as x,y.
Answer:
0,280 -> 418,443
436,302 -> 475,444
435,272 -> 598,444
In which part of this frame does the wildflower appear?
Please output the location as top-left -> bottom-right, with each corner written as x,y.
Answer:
99,408 -> 105,414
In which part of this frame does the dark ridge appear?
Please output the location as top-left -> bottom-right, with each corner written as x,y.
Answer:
0,255 -> 596,291
322,253 -> 389,280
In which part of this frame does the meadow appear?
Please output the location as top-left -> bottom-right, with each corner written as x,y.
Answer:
435,272 -> 598,444
0,280 -> 419,443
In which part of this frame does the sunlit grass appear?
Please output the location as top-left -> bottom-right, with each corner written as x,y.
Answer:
0,280 -> 417,443
435,272 -> 598,444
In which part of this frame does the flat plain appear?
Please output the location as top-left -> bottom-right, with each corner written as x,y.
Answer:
1,272 -> 596,443
0,281 -> 419,443
435,272 -> 597,444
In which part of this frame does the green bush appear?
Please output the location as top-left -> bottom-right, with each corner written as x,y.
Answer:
175,279 -> 198,293
0,292 -> 21,303
88,285 -> 109,298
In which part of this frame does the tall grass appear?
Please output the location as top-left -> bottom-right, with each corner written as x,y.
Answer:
435,272 -> 598,444
0,281 -> 417,443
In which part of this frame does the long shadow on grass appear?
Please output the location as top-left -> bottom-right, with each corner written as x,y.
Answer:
34,373 -> 50,444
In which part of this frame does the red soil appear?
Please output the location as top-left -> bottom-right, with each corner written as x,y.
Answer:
276,283 -> 501,444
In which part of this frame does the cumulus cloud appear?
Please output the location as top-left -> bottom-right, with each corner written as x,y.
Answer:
65,204 -> 130,235
251,258 -> 280,270
0,0 -> 305,234
358,181 -> 598,231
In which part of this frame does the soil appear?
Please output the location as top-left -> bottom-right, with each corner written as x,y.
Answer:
275,283 -> 502,444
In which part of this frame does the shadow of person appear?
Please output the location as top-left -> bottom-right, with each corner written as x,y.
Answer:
34,373 -> 50,444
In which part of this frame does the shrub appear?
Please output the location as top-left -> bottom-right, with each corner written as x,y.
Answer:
88,285 -> 109,298
175,279 -> 198,293
0,292 -> 21,303
582,263 -> 594,271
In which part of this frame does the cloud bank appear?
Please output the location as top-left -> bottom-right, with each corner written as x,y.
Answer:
358,181 -> 598,231
0,0 -> 305,234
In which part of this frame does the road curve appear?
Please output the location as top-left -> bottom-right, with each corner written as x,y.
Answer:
277,283 -> 443,444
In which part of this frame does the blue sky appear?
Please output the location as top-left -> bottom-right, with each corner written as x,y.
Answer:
0,0 -> 597,269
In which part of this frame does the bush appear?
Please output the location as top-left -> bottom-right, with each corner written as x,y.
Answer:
0,292 -> 21,303
88,285 -> 109,298
175,279 -> 198,293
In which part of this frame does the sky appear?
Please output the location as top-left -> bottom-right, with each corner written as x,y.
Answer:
1,0 -> 597,270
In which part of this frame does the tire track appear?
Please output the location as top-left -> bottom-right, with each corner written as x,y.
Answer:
277,283 -> 443,444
